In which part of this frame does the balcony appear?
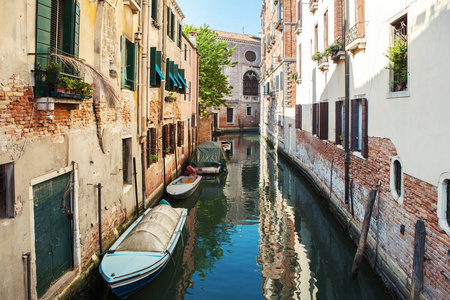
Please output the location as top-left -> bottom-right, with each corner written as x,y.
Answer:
309,0 -> 318,13
317,56 -> 329,72
123,0 -> 141,13
32,49 -> 92,106
345,22 -> 367,54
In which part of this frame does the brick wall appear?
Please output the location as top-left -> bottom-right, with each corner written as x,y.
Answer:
198,116 -> 212,143
286,130 -> 450,299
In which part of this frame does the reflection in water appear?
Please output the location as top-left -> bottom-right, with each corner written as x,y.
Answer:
98,134 -> 389,300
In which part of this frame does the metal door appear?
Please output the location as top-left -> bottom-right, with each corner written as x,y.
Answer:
33,173 -> 72,298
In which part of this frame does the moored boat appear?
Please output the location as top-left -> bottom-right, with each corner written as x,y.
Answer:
166,175 -> 202,200
190,141 -> 228,174
99,204 -> 188,298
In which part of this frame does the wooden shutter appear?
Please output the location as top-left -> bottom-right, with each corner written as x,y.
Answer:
150,47 -> 156,86
165,58 -> 170,91
351,99 -> 359,150
170,12 -> 175,39
151,0 -> 157,20
280,72 -> 283,90
36,0 -> 52,97
166,7 -> 171,37
178,22 -> 182,48
297,0 -> 302,25
62,0 -> 80,56
120,35 -> 126,89
324,10 -> 328,48
312,103 -> 318,135
150,128 -> 157,156
356,0 -> 365,38
334,0 -> 344,40
127,41 -> 136,91
191,114 -> 196,127
295,105 -> 302,130
169,123 -> 175,152
335,101 -> 342,144
163,124 -> 169,156
319,102 -> 329,140
361,98 -> 368,157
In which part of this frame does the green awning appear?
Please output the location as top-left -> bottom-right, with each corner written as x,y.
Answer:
177,74 -> 188,88
156,65 -> 165,81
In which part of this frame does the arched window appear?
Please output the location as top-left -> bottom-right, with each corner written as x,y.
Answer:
243,71 -> 259,96
390,157 -> 404,204
438,173 -> 450,237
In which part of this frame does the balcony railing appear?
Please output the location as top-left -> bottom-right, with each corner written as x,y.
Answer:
345,22 -> 367,53
32,48 -> 85,99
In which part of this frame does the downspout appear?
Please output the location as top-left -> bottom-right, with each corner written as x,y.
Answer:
161,4 -> 166,189
141,0 -> 149,210
344,0 -> 350,205
72,162 -> 81,269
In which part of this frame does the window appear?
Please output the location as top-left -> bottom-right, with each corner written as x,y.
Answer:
226,108 -> 234,124
335,100 -> 344,145
149,47 -> 164,87
324,10 -> 329,48
314,24 -> 318,53
169,123 -> 176,152
121,35 -> 136,90
334,0 -> 344,40
184,44 -> 187,60
163,124 -> 169,157
151,0 -> 158,21
245,51 -> 256,62
166,7 -> 175,40
350,98 -> 368,157
297,0 -> 302,25
122,138 -> 132,185
243,71 -> 259,95
390,157 -> 404,204
188,81 -> 191,101
35,0 -> 80,97
438,173 -> 450,236
389,15 -> 408,92
295,104 -> 302,130
247,106 -> 252,116
275,75 -> 279,91
147,128 -> 157,166
280,71 -> 283,90
0,163 -> 14,218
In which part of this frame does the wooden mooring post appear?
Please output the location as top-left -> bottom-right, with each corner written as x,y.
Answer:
351,189 -> 377,277
410,220 -> 426,300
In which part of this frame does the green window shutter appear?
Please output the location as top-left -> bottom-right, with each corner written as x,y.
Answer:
150,47 -> 157,86
165,58 -> 170,91
36,0 -> 52,97
171,12 -> 175,39
151,0 -> 157,20
276,75 -> 279,91
166,7 -> 171,37
120,35 -> 126,89
170,60 -> 175,91
280,71 -> 283,90
179,69 -> 185,94
178,23 -> 182,48
62,0 -> 80,56
128,41 -> 137,91
156,50 -> 162,87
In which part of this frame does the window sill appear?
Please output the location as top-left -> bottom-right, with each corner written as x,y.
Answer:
123,184 -> 132,194
352,151 -> 366,161
387,90 -> 410,99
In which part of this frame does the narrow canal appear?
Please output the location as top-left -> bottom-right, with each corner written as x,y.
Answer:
93,134 -> 391,299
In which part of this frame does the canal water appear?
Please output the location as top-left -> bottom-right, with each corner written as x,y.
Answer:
94,134 -> 391,300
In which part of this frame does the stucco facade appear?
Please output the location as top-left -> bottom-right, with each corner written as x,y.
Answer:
261,0 -> 450,298
0,0 -> 199,299
214,31 -> 261,132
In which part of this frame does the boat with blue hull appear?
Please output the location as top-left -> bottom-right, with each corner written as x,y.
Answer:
99,204 -> 188,298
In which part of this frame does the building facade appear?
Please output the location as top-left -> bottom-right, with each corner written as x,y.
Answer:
213,31 -> 261,133
260,0 -> 298,150
261,0 -> 450,298
0,0 -> 199,299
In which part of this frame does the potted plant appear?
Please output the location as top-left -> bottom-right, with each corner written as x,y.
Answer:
149,154 -> 157,164
73,80 -> 95,98
386,39 -> 407,91
165,146 -> 172,153
46,61 -> 62,83
164,93 -> 177,102
311,51 -> 323,61
58,77 -> 74,93
289,72 -> 298,79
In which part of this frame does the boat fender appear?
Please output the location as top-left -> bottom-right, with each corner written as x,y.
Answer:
159,199 -> 171,206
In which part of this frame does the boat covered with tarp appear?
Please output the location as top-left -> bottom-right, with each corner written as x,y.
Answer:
190,141 -> 228,174
99,204 -> 188,298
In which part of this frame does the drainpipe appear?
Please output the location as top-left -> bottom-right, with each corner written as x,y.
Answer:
96,183 -> 103,254
344,0 -> 350,205
22,253 -> 31,300
72,162 -> 81,268
141,0 -> 149,210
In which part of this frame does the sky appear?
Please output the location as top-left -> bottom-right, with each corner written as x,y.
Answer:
176,0 -> 262,36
